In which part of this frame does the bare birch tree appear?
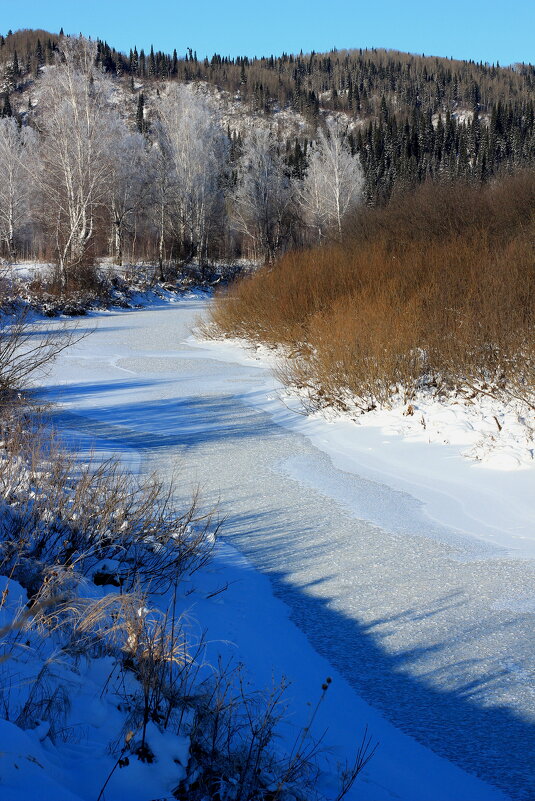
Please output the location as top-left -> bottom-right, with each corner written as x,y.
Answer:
149,123 -> 179,279
104,127 -> 149,266
33,37 -> 121,283
296,118 -> 363,241
156,85 -> 228,265
232,128 -> 291,262
0,119 -> 36,260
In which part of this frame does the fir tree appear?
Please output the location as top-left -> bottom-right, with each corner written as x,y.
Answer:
1,95 -> 12,117
136,92 -> 145,133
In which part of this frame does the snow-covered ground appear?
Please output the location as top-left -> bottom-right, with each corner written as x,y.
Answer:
193,336 -> 535,560
6,293 -> 534,800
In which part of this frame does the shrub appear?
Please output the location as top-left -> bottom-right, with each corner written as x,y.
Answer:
209,172 -> 535,411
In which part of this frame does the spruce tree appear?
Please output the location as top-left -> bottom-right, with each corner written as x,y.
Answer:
1,95 -> 12,117
136,92 -> 145,133
36,39 -> 44,68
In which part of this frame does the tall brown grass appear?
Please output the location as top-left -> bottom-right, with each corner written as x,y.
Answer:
209,172 -> 535,410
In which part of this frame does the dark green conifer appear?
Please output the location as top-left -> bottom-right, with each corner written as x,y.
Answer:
136,92 -> 145,133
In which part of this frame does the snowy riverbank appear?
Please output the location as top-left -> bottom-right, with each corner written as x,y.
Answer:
3,294 -> 532,800
193,334 -> 535,561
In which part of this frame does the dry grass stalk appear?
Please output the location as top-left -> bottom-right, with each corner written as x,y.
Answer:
209,172 -> 535,412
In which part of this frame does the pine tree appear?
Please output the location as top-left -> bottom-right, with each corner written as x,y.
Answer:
36,39 -> 44,69
1,96 -> 13,118
136,92 -> 145,133
132,46 -> 139,74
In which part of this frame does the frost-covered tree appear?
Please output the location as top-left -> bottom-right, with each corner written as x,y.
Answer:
0,118 -> 36,259
296,118 -> 363,240
34,38 -> 122,282
156,84 -> 228,264
148,126 -> 178,279
232,128 -> 291,262
104,127 -> 149,266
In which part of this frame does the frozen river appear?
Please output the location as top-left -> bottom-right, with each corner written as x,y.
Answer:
35,297 -> 534,801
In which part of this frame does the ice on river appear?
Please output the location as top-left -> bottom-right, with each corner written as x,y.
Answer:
32,295 -> 535,801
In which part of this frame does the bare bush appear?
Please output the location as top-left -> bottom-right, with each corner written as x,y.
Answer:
209,172 -> 535,412
0,309 -> 79,407
0,423 -> 217,597
180,667 -> 376,801
15,664 -> 71,742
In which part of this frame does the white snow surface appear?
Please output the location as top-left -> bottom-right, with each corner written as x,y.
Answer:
193,336 -> 535,560
9,293 -> 534,801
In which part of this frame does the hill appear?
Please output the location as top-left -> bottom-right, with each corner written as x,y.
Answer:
1,28 -> 534,203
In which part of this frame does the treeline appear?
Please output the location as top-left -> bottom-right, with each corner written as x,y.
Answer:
79,38 -> 535,204
350,100 -> 534,203
0,37 -> 367,278
96,42 -> 535,204
0,28 -> 60,100
209,172 -> 535,412
1,29 -> 534,206
96,41 -> 534,114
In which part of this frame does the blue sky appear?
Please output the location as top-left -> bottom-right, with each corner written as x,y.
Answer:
3,0 -> 534,66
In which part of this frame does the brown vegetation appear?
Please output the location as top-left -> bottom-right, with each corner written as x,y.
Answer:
209,172 -> 535,411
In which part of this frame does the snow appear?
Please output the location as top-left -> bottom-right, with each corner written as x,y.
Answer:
186,541 -> 509,801
192,335 -> 535,560
6,294 -> 534,800
0,643 -> 188,801
1,261 -> 54,282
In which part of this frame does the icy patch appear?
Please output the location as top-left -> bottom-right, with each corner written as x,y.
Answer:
193,335 -> 535,472
273,453 -> 507,562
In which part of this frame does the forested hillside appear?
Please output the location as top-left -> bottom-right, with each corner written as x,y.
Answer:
0,32 -> 364,272
1,28 -> 534,207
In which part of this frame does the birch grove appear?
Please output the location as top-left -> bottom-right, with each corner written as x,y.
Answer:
0,119 -> 35,260
231,129 -> 292,262
0,36 -> 365,273
156,84 -> 228,264
105,127 -> 149,266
